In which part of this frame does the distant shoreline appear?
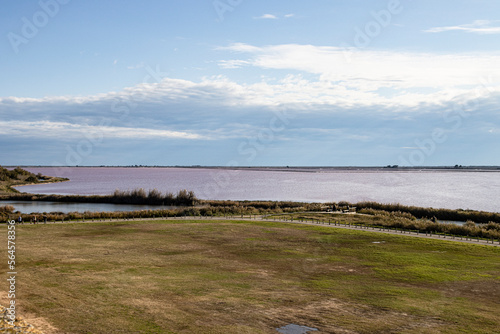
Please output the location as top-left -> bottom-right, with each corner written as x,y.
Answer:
8,165 -> 500,173
11,179 -> 69,188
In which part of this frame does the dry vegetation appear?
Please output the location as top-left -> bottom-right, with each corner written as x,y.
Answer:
1,219 -> 499,333
351,201 -> 500,224
2,201 -> 500,241
267,211 -> 500,241
3,188 -> 197,206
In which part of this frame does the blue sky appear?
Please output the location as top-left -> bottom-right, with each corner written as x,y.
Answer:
1,0 -> 500,166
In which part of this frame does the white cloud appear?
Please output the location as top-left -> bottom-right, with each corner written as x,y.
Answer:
253,13 -> 295,20
424,20 -> 500,34
3,43 -> 500,133
219,43 -> 500,106
254,14 -> 278,20
1,68 -> 500,167
2,72 -> 500,119
218,59 -> 251,69
0,120 -> 206,140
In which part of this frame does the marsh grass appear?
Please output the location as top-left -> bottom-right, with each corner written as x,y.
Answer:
1,220 -> 499,333
2,188 -> 197,206
352,201 -> 500,224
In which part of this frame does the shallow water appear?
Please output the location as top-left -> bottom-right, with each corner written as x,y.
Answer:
15,167 -> 500,212
276,324 -> 318,334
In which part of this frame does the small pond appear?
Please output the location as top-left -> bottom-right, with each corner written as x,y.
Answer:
416,218 -> 468,226
438,219 -> 468,226
0,201 -> 179,214
276,324 -> 318,334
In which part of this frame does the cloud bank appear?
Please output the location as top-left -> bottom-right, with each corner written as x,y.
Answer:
2,43 -> 500,165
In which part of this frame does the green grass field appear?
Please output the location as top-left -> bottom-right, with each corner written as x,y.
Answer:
1,220 -> 499,333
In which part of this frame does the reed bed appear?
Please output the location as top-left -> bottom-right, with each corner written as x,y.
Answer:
1,188 -> 197,206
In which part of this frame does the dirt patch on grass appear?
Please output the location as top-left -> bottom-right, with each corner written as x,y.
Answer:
0,291 -> 60,334
261,296 -> 445,334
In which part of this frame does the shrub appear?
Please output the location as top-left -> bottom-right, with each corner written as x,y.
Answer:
25,175 -> 38,183
0,205 -> 15,213
354,201 -> 500,224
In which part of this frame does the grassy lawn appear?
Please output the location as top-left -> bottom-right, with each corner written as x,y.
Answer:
1,220 -> 499,333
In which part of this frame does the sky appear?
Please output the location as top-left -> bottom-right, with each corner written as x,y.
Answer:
1,0 -> 500,167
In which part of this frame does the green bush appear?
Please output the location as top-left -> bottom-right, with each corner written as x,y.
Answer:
25,175 -> 38,183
